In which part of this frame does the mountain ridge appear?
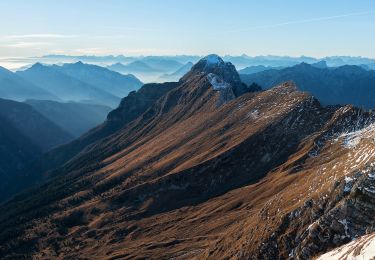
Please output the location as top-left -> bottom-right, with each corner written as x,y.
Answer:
0,66 -> 58,102
53,61 -> 143,98
17,63 -> 121,107
1,55 -> 375,259
240,62 -> 375,109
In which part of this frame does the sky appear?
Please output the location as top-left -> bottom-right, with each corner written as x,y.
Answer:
0,0 -> 374,58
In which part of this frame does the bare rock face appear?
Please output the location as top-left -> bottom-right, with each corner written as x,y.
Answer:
206,73 -> 236,106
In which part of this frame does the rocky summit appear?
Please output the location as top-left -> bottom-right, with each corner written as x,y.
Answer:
1,55 -> 375,259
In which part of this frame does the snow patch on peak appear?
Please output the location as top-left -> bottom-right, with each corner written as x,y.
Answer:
207,73 -> 231,90
203,54 -> 223,64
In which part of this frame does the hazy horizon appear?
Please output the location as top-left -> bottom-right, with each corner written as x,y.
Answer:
1,53 -> 375,71
1,0 -> 374,60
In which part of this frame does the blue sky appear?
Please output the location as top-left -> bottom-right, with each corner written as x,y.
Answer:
0,0 -> 374,58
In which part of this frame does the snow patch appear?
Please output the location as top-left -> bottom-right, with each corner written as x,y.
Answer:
317,233 -> 375,260
364,186 -> 375,194
207,73 -> 231,90
338,219 -> 350,237
344,176 -> 354,193
341,123 -> 375,149
247,109 -> 259,119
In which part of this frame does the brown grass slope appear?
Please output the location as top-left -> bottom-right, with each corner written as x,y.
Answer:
1,58 -> 375,259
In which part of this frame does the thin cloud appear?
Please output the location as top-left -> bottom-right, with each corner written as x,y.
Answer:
74,47 -> 112,55
96,25 -> 160,32
222,10 -> 375,33
1,34 -> 134,41
5,41 -> 51,48
4,34 -> 77,39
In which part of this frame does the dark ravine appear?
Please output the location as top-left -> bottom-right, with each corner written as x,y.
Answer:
0,98 -> 74,201
0,98 -> 73,151
25,99 -> 112,137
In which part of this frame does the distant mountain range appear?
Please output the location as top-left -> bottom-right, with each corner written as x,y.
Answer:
25,100 -> 112,137
107,61 -> 159,74
5,54 -> 375,84
238,65 -> 284,74
52,62 -> 143,98
238,61 -> 328,75
35,54 -> 375,69
0,66 -> 58,101
240,62 -> 375,109
39,54 -> 201,66
16,63 -> 120,107
140,56 -> 184,72
0,61 -> 144,108
107,58 -> 185,82
159,62 -> 194,82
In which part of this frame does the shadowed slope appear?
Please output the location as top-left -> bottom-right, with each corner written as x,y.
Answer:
0,98 -> 73,151
25,99 -> 112,137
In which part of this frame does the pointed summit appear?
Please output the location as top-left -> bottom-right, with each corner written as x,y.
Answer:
202,54 -> 224,65
182,54 -> 249,97
189,54 -> 227,74
311,60 -> 327,69
31,62 -> 44,69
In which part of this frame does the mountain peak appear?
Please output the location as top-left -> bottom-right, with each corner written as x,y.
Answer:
202,54 -> 224,65
311,60 -> 327,69
196,54 -> 226,71
31,62 -> 45,69
181,54 -> 250,97
184,54 -> 233,77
